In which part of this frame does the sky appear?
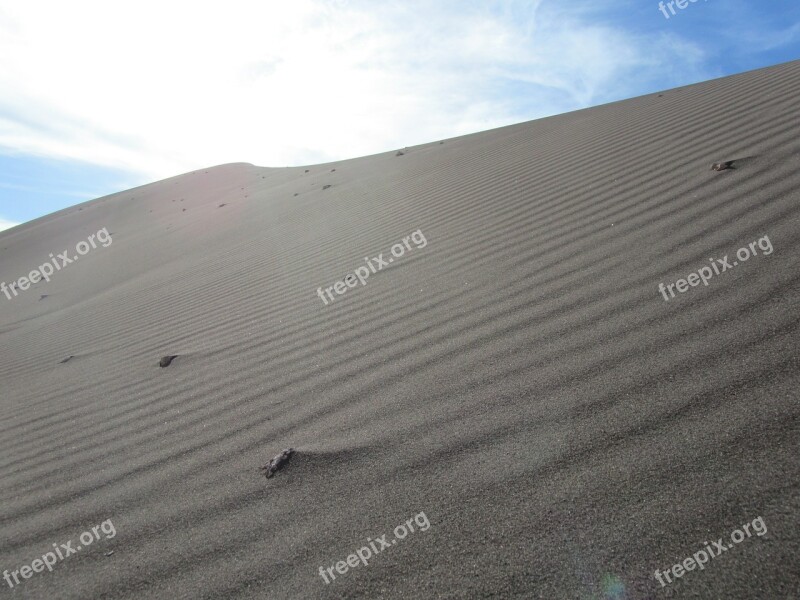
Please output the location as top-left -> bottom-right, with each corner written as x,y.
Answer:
0,0 -> 798,230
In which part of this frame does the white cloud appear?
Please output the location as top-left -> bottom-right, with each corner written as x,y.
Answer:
0,1 -> 709,180
0,217 -> 20,232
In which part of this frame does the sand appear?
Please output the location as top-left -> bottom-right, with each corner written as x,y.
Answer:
1,60 -> 799,599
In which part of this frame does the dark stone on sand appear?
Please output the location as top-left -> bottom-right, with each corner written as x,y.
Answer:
159,355 -> 178,368
219,203 -> 226,207
39,295 -> 48,301
711,160 -> 735,171
60,355 -> 74,364
323,184 -> 332,190
396,150 -> 404,156
261,448 -> 295,478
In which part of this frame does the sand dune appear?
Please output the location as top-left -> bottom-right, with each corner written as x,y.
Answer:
1,60 -> 799,599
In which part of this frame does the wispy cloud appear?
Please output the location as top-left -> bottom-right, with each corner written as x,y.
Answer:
0,0 -> 775,181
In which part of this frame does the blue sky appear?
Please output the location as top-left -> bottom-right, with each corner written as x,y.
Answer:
1,0 -> 798,230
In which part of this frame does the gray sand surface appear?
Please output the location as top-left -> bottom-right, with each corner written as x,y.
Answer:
1,60 -> 799,599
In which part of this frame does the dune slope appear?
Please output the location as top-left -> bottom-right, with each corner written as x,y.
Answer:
1,60 -> 799,599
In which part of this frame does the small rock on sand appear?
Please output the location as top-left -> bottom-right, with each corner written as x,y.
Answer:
261,448 -> 295,478
159,355 -> 178,368
711,160 -> 735,171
